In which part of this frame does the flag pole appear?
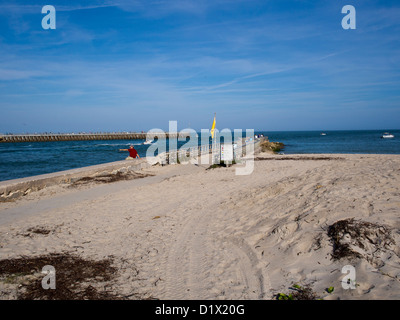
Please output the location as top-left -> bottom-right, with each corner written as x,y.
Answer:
211,113 -> 216,165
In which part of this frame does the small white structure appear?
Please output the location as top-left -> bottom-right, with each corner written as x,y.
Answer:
221,143 -> 234,162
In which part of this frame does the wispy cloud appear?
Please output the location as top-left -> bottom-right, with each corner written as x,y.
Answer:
0,0 -> 399,132
114,0 -> 251,16
0,68 -> 47,80
0,3 -> 117,14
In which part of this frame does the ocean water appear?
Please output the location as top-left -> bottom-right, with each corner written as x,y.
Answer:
0,130 -> 399,182
257,130 -> 400,155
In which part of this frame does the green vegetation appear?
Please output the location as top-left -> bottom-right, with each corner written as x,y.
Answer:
206,160 -> 236,170
277,283 -> 337,300
277,292 -> 294,300
276,283 -> 317,300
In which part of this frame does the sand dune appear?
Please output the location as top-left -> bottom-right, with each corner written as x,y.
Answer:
0,153 -> 399,300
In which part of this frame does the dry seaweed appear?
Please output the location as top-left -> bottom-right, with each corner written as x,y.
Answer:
26,226 -> 51,235
0,253 -> 122,300
290,284 -> 317,300
327,218 -> 396,264
255,156 -> 344,161
276,283 -> 318,300
17,224 -> 63,238
69,171 -> 153,187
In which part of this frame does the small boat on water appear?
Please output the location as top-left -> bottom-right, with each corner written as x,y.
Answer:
143,139 -> 154,145
320,133 -> 326,136
381,132 -> 394,139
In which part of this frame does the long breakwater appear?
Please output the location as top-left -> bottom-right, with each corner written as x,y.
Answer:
0,132 -> 181,143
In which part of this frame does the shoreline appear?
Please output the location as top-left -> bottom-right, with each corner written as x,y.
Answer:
1,153 -> 400,300
0,158 -> 153,203
0,134 -> 261,202
1,150 -> 398,202
1,129 -> 399,182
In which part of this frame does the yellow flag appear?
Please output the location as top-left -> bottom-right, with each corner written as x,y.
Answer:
210,113 -> 216,139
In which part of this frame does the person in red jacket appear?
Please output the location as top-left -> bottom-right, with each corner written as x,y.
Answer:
119,145 -> 141,159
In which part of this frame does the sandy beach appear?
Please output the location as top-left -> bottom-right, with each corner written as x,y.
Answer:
0,153 -> 399,300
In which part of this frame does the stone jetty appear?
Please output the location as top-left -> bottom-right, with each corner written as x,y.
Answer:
0,132 -> 182,143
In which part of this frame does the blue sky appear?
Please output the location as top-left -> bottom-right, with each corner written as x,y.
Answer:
0,0 -> 399,133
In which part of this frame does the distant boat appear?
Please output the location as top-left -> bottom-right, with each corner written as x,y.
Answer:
143,139 -> 154,145
381,132 -> 394,139
320,133 -> 326,136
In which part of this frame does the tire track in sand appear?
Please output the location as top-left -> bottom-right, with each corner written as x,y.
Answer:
164,206 -> 270,299
164,210 -> 208,299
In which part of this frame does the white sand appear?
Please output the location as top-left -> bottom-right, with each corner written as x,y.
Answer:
0,153 -> 399,300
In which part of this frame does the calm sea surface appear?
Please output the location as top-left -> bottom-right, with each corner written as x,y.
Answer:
0,130 -> 399,182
